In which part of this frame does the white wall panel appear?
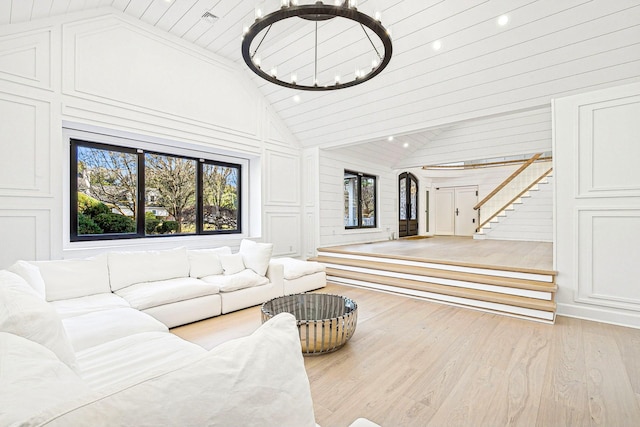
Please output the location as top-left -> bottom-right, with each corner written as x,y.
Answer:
577,209 -> 640,311
265,212 -> 300,257
578,96 -> 640,197
62,15 -> 260,139
0,94 -> 51,197
0,29 -> 51,89
555,81 -> 640,328
0,209 -> 50,267
265,150 -> 300,205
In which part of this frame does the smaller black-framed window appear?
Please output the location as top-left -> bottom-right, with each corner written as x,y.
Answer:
70,139 -> 241,242
344,170 -> 377,229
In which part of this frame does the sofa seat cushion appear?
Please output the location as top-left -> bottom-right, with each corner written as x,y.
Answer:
114,277 -> 220,311
62,308 -> 168,352
0,332 -> 91,427
271,257 -> 326,280
76,331 -> 206,391
50,293 -> 130,319
23,313 -> 316,427
200,269 -> 269,292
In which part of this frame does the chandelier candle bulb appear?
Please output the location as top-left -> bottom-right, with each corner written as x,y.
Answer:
254,57 -> 261,67
270,67 -> 277,78
349,0 -> 358,9
375,11 -> 381,21
281,0 -> 290,8
255,8 -> 262,19
291,73 -> 297,84
335,74 -> 341,84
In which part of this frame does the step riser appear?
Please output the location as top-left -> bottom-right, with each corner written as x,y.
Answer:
328,276 -> 555,323
324,263 -> 553,300
316,251 -> 554,283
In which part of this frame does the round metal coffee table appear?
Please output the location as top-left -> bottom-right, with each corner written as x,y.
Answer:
261,293 -> 358,356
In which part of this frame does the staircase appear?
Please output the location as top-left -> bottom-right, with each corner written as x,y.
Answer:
473,154 -> 553,240
475,174 -> 553,241
312,248 -> 557,323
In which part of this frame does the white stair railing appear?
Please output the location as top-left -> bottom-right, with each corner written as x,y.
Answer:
474,154 -> 553,231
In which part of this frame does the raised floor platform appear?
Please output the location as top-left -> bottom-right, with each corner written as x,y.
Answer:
312,237 -> 557,323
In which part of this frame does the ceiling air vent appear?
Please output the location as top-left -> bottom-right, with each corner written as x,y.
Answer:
201,11 -> 219,24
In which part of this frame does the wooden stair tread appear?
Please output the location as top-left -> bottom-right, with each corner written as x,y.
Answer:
325,268 -> 557,313
316,247 -> 557,277
313,255 -> 556,293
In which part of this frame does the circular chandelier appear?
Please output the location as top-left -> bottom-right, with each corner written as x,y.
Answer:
241,0 -> 393,91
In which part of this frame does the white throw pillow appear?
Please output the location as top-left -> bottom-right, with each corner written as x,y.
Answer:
239,239 -> 273,276
219,253 -> 246,275
0,332 -> 91,427
33,254 -> 110,301
108,247 -> 190,291
188,247 -> 231,278
7,260 -> 46,299
0,271 -> 78,372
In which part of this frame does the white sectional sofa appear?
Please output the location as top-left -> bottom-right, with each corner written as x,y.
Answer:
0,243 -> 377,426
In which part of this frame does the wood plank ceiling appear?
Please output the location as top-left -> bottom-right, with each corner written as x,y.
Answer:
2,0 -> 640,165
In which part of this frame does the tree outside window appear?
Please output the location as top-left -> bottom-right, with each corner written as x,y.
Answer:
71,139 -> 242,241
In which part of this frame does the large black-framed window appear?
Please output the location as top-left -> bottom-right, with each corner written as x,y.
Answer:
71,139 -> 241,241
344,170 -> 377,229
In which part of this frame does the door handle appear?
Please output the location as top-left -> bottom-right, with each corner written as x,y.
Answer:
455,208 -> 459,216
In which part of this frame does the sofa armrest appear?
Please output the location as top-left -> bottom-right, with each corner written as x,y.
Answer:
266,261 -> 284,296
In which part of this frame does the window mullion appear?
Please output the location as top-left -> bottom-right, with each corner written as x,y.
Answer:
137,149 -> 146,238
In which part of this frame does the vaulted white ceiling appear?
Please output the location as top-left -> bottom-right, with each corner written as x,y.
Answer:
2,0 -> 639,162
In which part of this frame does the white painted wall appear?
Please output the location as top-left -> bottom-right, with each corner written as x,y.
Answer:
397,107 -> 552,169
554,81 -> 640,329
0,10 -> 303,267
317,149 -> 396,248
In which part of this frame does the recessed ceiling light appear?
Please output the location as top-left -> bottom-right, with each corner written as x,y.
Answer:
432,40 -> 442,51
292,95 -> 301,103
497,15 -> 509,26
403,142 -> 409,148
388,136 -> 394,141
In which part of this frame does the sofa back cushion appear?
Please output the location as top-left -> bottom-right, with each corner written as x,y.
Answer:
0,271 -> 78,372
239,239 -> 273,277
187,247 -> 232,278
0,332 -> 90,427
33,254 -> 110,301
109,247 -> 190,292
7,260 -> 46,299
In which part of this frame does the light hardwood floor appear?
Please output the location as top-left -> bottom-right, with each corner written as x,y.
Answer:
327,236 -> 554,272
172,284 -> 640,426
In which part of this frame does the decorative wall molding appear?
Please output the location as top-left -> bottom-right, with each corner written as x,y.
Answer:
265,212 -> 301,257
0,29 -> 51,90
575,208 -> 640,312
62,15 -> 261,140
577,95 -> 640,198
0,93 -> 51,197
0,209 -> 50,267
265,150 -> 300,205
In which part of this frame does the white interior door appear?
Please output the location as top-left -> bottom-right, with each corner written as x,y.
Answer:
435,186 -> 478,236
434,188 -> 455,235
454,187 -> 478,236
